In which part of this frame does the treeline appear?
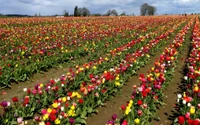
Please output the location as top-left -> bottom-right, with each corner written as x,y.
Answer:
0,14 -> 31,18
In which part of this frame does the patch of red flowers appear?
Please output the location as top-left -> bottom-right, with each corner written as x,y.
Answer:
12,97 -> 18,102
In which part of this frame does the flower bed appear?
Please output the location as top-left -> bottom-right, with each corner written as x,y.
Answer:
173,17 -> 200,125
106,18 -> 194,125
0,16 -> 192,125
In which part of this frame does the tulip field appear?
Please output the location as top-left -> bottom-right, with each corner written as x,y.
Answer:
0,16 -> 199,125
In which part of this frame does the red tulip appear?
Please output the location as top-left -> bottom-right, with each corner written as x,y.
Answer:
178,116 -> 185,124
137,100 -> 143,106
12,97 -> 19,102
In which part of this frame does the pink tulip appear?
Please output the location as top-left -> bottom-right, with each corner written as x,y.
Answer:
17,117 -> 23,123
41,109 -> 47,115
137,110 -> 142,116
185,112 -> 190,119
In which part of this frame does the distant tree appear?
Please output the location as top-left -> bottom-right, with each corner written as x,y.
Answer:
111,9 -> 118,16
34,13 -> 38,17
64,9 -> 69,17
105,9 -> 118,16
39,13 -> 41,16
148,6 -> 156,15
74,6 -> 79,16
92,13 -> 101,16
77,8 -> 82,16
81,7 -> 91,16
140,3 -> 156,16
120,11 -> 126,16
132,13 -> 135,16
105,10 -> 112,16
140,3 -> 149,16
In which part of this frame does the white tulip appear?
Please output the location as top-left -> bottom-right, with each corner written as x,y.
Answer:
23,88 -> 27,92
177,94 -> 182,99
61,107 -> 64,111
184,76 -> 188,80
182,100 -> 187,105
187,103 -> 191,107
67,96 -> 70,101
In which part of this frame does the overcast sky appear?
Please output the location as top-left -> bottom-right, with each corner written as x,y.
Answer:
0,0 -> 199,16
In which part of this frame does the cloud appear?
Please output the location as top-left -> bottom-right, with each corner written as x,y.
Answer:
0,0 -> 199,15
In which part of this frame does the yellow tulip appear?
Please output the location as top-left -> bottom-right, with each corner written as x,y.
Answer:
93,66 -> 97,70
115,81 -> 120,86
54,118 -> 61,124
134,118 -> 140,124
62,97 -> 67,102
52,103 -> 58,108
190,106 -> 195,114
40,84 -> 44,88
43,114 -> 49,121
47,108 -> 52,113
115,77 -> 119,81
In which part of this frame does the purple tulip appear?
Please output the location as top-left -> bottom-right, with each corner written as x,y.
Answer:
69,118 -> 75,124
198,92 -> 200,98
1,101 -> 10,107
107,120 -> 114,124
112,114 -> 118,120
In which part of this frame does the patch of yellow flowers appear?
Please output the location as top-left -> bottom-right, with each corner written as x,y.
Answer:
125,100 -> 133,115
115,74 -> 121,87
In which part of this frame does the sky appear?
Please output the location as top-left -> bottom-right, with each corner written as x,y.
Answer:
0,0 -> 200,16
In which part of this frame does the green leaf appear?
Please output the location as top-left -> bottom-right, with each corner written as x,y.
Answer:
87,107 -> 93,113
10,121 -> 17,125
76,118 -> 87,124
81,110 -> 87,117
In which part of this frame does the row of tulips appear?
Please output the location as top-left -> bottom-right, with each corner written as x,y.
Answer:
0,17 -> 188,124
29,18 -> 189,124
0,16 -> 178,88
174,17 -> 200,125
106,18 -> 195,125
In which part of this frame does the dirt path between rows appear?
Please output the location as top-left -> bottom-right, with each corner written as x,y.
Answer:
86,43 -> 173,125
151,36 -> 191,125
